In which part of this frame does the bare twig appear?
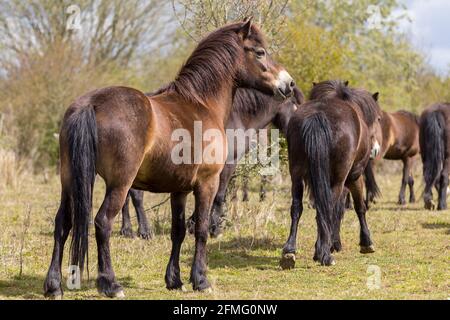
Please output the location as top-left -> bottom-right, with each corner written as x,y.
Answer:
18,204 -> 32,277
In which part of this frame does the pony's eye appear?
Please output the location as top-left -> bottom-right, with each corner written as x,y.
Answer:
255,48 -> 266,58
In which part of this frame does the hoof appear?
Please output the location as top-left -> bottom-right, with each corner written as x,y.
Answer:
43,277 -> 63,299
113,290 -> 125,298
202,287 -> 213,294
322,256 -> 335,266
360,245 -> 375,254
280,253 -> 296,270
209,225 -> 224,239
120,228 -> 134,238
191,276 -> 211,292
138,230 -> 153,240
424,201 -> 435,210
398,199 -> 406,206
97,276 -> 124,298
314,253 -> 335,266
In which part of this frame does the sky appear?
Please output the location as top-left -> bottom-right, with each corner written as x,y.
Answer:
400,0 -> 450,74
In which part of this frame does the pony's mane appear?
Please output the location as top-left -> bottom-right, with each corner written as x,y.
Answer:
233,88 -> 272,116
160,22 -> 266,106
310,80 -> 381,125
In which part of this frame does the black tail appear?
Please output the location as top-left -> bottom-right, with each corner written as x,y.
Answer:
66,106 -> 98,276
301,112 -> 333,240
364,160 -> 381,204
420,111 -> 446,188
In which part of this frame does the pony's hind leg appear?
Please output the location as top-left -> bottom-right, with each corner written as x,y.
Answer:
190,176 -> 220,291
331,186 -> 347,253
349,177 -> 375,254
280,178 -> 304,270
130,189 -> 152,239
398,157 -> 412,205
165,192 -> 188,290
437,158 -> 450,210
44,190 -> 72,299
120,191 -> 134,238
95,186 -> 131,298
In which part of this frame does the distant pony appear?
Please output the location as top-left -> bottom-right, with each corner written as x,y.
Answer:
419,103 -> 450,210
365,110 -> 420,206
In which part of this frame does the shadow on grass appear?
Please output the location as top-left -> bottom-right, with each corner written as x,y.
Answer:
207,236 -> 282,270
422,222 -> 450,234
369,202 -> 424,212
0,274 -> 45,299
0,274 -> 134,299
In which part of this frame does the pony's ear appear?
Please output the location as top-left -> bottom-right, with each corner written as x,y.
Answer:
344,80 -> 349,87
372,92 -> 380,101
313,82 -> 317,86
240,16 -> 253,39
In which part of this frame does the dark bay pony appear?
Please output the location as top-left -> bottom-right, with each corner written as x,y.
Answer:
281,80 -> 382,268
44,20 -> 294,298
419,103 -> 450,210
365,110 -> 420,206
120,86 -> 304,239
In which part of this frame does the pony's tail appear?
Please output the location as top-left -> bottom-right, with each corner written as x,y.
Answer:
420,111 -> 446,188
364,160 -> 381,204
66,105 -> 98,277
301,112 -> 333,241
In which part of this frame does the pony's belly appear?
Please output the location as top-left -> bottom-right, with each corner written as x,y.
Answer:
132,163 -> 198,193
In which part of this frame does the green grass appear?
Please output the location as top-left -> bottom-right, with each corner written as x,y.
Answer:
0,170 -> 449,300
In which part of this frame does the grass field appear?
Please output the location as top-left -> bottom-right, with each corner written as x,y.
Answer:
0,166 -> 449,300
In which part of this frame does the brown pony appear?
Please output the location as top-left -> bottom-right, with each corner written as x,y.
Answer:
365,110 -> 420,206
281,80 -> 382,268
419,103 -> 450,210
43,20 -> 294,298
120,86 -> 304,239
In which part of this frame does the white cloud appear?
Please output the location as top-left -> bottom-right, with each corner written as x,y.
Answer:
400,0 -> 450,73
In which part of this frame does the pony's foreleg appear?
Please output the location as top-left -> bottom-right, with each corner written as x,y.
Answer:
349,177 -> 375,254
95,186 -> 130,298
165,192 -> 188,290
260,175 -> 268,202
130,189 -> 152,239
398,158 -> 412,205
120,191 -> 134,238
408,157 -> 416,203
44,190 -> 72,299
280,178 -> 304,270
242,172 -> 250,202
190,176 -> 220,291
209,163 -> 238,238
437,158 -> 450,210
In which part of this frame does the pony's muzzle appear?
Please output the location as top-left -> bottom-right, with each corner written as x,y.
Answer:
274,70 -> 294,100
370,140 -> 381,160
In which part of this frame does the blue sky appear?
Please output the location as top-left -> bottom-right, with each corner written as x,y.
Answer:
400,0 -> 450,74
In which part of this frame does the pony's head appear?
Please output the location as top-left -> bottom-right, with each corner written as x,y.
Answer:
236,18 -> 295,100
172,18 -> 294,105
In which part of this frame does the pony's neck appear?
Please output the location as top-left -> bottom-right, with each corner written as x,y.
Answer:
171,28 -> 242,124
272,106 -> 295,136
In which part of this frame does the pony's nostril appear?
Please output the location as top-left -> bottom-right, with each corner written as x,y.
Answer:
290,80 -> 295,88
